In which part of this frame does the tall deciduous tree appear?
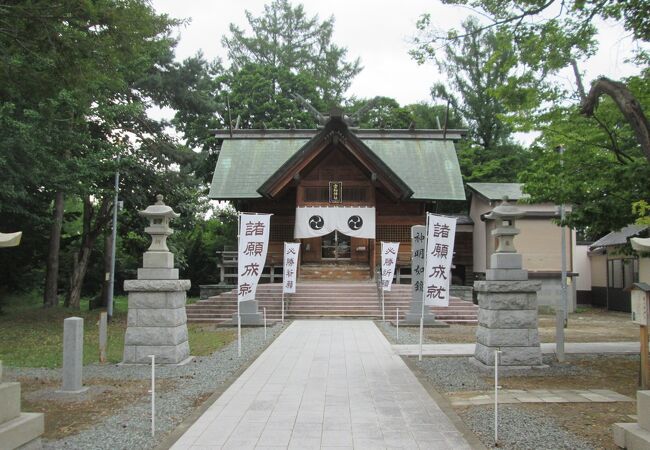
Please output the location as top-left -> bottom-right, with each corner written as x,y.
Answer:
221,0 -> 361,105
521,72 -> 650,239
412,17 -> 530,182
413,0 -> 650,162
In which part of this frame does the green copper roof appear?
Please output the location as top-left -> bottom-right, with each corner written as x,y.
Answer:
366,139 -> 464,200
467,182 -> 528,201
209,138 -> 466,201
209,139 -> 309,199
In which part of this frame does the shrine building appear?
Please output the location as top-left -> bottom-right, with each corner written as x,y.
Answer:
208,109 -> 472,284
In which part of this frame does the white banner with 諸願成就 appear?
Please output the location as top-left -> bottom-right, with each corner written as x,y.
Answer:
237,213 -> 271,302
283,242 -> 300,293
423,214 -> 457,307
380,242 -> 400,291
294,206 -> 375,239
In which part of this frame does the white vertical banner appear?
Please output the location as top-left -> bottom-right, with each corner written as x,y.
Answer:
238,213 -> 272,302
424,214 -> 457,307
380,242 -> 400,291
283,242 -> 300,293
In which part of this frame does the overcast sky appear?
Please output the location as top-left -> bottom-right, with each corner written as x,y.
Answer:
150,0 -> 642,106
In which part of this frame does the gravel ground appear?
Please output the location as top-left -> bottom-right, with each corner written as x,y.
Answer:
460,405 -> 594,449
375,320 -> 598,449
375,319 -> 440,345
5,323 -> 288,450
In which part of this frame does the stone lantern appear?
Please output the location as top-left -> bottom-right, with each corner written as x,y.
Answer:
136,194 -> 180,280
473,197 -> 543,367
484,197 -> 527,281
123,194 -> 191,365
140,194 -> 178,251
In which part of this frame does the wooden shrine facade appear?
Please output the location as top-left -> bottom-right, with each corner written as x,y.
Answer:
209,111 -> 474,283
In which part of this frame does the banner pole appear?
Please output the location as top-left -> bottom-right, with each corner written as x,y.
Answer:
264,307 -> 267,341
237,212 -> 241,358
281,291 -> 285,324
381,288 -> 385,322
396,307 -> 399,340
495,349 -> 500,446
149,354 -> 155,437
419,213 -> 430,362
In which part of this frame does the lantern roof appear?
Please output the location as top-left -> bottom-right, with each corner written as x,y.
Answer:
485,197 -> 524,220
139,195 -> 180,219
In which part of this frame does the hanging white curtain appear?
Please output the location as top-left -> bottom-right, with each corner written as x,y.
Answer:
294,206 -> 376,239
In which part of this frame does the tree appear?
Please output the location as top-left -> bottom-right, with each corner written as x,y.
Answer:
0,1 -> 211,308
221,0 -> 361,105
520,72 -> 650,239
219,62 -> 324,130
413,0 -> 650,162
412,17 -> 530,182
346,97 -> 413,129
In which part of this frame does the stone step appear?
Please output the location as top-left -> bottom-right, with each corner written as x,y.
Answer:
0,412 -> 44,450
186,283 -> 478,324
0,382 -> 20,424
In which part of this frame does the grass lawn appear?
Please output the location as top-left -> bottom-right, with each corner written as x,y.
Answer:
0,292 -> 235,368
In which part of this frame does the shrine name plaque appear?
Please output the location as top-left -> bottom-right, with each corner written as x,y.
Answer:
329,181 -> 342,203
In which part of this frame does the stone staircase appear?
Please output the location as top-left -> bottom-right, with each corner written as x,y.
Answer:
299,263 -> 372,281
186,282 -> 478,324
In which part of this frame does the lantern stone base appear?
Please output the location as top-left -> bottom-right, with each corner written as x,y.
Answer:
473,279 -> 543,367
231,300 -> 263,325
401,299 -> 449,327
122,280 -> 191,365
403,312 -> 449,327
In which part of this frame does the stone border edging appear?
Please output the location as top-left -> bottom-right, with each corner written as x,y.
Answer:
401,355 -> 488,450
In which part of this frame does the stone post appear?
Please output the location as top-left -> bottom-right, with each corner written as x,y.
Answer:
122,195 -> 191,365
404,225 -> 447,326
99,312 -> 107,364
61,317 -> 88,393
474,199 -> 543,367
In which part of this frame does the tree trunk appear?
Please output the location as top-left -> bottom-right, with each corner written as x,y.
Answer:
581,77 -> 650,163
66,196 -> 112,309
67,245 -> 93,309
43,191 -> 65,308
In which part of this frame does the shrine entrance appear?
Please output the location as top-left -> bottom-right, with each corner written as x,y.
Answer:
321,231 -> 351,261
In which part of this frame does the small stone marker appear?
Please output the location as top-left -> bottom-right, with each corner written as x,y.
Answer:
99,312 -> 108,364
61,317 -> 88,393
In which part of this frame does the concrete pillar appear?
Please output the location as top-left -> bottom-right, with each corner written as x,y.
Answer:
61,317 -> 88,393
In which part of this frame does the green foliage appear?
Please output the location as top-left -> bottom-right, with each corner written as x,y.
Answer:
222,0 -> 361,105
172,212 -> 238,296
520,78 -> 650,239
413,17 -> 531,182
219,62 -> 324,129
633,200 -> 650,226
0,1 -> 210,301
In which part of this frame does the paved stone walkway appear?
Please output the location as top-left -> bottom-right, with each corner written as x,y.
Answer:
171,320 -> 472,449
449,389 -> 634,406
393,341 -> 640,356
